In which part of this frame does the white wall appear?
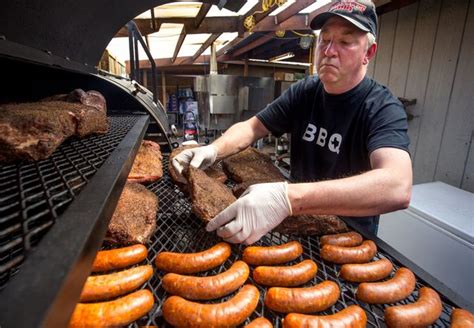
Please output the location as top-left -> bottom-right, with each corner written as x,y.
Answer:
368,0 -> 474,192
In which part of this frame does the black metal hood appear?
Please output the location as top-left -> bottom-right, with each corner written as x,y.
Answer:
0,0 -> 241,71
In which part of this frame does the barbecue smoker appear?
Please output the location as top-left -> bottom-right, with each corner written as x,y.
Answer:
1,1 -> 473,328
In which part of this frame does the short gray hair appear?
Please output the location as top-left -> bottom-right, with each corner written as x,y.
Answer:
367,32 -> 376,48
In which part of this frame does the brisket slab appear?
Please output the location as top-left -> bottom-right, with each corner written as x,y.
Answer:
184,166 -> 236,222
274,215 -> 348,236
128,140 -> 163,184
106,182 -> 158,245
169,145 -> 227,192
0,89 -> 108,163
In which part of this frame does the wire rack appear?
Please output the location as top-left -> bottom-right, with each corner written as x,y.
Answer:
129,155 -> 455,327
0,115 -> 144,289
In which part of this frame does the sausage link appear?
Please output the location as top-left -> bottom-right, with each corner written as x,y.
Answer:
320,231 -> 363,247
155,242 -> 231,274
162,284 -> 259,328
356,267 -> 416,304
282,305 -> 367,328
69,289 -> 154,327
451,308 -> 474,328
243,241 -> 303,266
253,259 -> 317,287
320,240 -> 377,264
339,258 -> 393,283
384,287 -> 442,327
92,244 -> 147,272
162,260 -> 249,300
244,317 -> 273,328
80,265 -> 153,302
265,280 -> 340,314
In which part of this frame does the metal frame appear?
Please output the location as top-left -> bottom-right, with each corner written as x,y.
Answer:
0,115 -> 149,328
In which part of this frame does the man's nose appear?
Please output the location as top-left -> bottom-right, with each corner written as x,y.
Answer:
324,40 -> 337,57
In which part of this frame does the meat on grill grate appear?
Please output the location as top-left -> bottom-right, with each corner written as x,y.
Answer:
169,145 -> 227,192
0,89 -> 108,163
128,140 -> 163,184
106,182 -> 158,245
184,166 -> 236,222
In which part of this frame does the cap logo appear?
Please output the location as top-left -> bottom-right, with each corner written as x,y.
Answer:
330,2 -> 367,13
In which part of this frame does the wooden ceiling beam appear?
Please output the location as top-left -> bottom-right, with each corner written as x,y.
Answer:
195,3 -> 212,28
275,0 -> 315,24
231,33 -> 274,57
172,26 -> 187,63
188,33 -> 222,63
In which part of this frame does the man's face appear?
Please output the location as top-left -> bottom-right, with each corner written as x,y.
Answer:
315,16 -> 371,90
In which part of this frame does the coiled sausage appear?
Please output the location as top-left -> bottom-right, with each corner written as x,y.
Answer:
253,259 -> 317,287
265,280 -> 340,313
80,265 -> 153,302
162,284 -> 259,328
69,289 -> 154,327
320,231 -> 363,247
339,258 -> 393,283
384,287 -> 442,327
155,242 -> 231,274
244,317 -> 273,328
451,308 -> 474,328
320,240 -> 377,264
243,241 -> 303,266
162,260 -> 249,300
92,244 -> 147,272
356,267 -> 416,304
283,305 -> 367,328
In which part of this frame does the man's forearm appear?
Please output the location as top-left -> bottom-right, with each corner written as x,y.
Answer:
212,117 -> 269,159
288,168 -> 411,217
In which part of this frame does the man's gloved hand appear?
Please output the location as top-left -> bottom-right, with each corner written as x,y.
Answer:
172,144 -> 218,175
206,182 -> 292,244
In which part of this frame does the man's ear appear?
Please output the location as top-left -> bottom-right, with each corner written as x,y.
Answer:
364,43 -> 377,65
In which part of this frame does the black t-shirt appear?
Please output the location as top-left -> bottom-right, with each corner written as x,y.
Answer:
256,75 -> 410,233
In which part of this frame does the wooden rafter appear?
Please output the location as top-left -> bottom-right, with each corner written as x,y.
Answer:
172,26 -> 187,63
189,33 -> 222,63
274,0 -> 315,24
195,3 -> 212,28
231,33 -> 274,57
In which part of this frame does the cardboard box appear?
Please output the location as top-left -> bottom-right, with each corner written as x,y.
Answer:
274,72 -> 295,81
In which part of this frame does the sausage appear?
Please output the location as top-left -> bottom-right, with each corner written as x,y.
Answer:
282,305 -> 367,328
155,242 -> 231,274
384,287 -> 442,327
162,260 -> 249,300
356,267 -> 416,304
339,258 -> 393,283
243,241 -> 303,266
244,317 -> 273,328
320,231 -> 363,247
69,289 -> 154,327
162,284 -> 259,328
92,244 -> 147,272
80,265 -> 153,302
451,308 -> 474,328
320,240 -> 377,264
253,259 -> 317,287
264,280 -> 340,313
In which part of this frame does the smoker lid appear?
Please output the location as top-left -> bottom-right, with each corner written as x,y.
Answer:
0,0 -> 241,71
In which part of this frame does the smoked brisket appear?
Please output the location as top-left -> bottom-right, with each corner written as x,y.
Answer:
0,89 -> 108,163
106,182 -> 158,245
128,140 -> 163,184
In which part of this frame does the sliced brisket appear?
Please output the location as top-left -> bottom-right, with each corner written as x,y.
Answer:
0,89 -> 108,163
128,140 -> 163,184
106,182 -> 158,245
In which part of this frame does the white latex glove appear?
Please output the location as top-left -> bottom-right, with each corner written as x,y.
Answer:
206,182 -> 292,244
172,144 -> 218,175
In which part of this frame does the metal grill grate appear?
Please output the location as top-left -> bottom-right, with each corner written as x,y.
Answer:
0,115 -> 144,289
129,154 -> 456,327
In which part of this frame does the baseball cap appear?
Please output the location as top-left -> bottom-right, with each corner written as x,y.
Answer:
310,0 -> 378,37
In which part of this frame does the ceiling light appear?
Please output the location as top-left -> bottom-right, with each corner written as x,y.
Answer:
269,52 -> 295,62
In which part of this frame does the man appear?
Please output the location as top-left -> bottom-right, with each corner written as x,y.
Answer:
173,0 -> 412,245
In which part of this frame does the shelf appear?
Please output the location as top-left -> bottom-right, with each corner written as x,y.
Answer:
0,115 -> 149,328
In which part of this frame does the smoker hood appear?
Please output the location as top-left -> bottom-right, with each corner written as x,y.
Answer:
0,0 -> 240,72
